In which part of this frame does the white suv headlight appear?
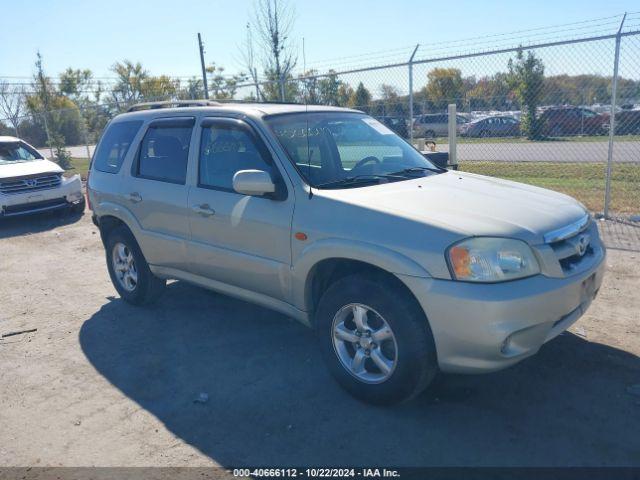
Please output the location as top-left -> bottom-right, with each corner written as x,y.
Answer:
446,237 -> 540,282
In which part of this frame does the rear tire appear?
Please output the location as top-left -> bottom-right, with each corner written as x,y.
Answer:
105,226 -> 165,305
315,273 -> 438,405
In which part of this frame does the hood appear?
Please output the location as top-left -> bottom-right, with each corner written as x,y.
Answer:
321,171 -> 587,245
0,159 -> 63,180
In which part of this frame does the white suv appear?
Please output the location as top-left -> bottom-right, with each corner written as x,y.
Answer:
0,136 -> 84,217
88,101 -> 605,405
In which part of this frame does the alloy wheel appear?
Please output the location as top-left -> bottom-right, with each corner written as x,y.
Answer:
331,303 -> 398,384
112,242 -> 138,292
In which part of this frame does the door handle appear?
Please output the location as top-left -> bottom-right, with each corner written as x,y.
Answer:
128,192 -> 142,203
192,203 -> 215,217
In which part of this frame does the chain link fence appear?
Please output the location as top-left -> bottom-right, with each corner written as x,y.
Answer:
2,18 -> 639,223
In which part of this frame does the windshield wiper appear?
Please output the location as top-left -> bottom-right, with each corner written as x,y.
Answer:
389,166 -> 444,176
315,174 -> 401,189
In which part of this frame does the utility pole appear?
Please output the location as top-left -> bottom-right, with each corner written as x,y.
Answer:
198,33 -> 209,99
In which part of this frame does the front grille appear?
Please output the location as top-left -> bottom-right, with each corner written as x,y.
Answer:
548,225 -> 594,275
0,173 -> 62,195
558,245 -> 594,272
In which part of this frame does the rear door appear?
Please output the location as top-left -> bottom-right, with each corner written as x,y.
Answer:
186,117 -> 294,302
123,116 -> 195,270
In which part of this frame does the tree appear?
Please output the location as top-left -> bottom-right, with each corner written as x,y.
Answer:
110,60 -> 181,108
348,82 -> 372,112
241,22 -> 263,101
252,0 -> 297,101
335,83 -> 354,108
297,70 -> 321,104
140,75 -> 179,99
58,68 -> 108,144
0,121 -> 13,136
508,50 -> 545,139
424,68 -> 464,109
262,70 -> 299,102
0,81 -> 25,135
25,53 -> 83,159
179,78 -> 205,100
466,73 -> 513,110
318,71 -> 350,106
377,84 -> 406,116
110,60 -> 149,108
206,64 -> 247,99
59,68 -> 95,103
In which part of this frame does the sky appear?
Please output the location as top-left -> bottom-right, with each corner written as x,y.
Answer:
1,0 -> 638,85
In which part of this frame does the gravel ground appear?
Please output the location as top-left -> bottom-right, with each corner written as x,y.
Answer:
0,212 -> 639,467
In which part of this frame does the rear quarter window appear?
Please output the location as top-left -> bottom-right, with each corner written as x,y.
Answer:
93,121 -> 143,173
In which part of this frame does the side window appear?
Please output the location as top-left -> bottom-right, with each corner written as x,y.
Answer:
198,121 -> 273,192
93,121 -> 142,173
135,119 -> 194,184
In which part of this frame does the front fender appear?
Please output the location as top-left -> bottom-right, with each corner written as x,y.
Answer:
291,238 -> 432,312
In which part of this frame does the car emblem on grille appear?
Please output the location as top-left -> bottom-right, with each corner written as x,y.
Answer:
25,179 -> 38,187
577,234 -> 590,256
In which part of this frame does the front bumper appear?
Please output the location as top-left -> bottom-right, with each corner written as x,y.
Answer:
400,245 -> 606,374
0,175 -> 83,217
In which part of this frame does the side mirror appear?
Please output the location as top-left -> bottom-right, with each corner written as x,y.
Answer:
232,169 -> 276,197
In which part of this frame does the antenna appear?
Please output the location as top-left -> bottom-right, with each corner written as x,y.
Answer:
303,37 -> 313,199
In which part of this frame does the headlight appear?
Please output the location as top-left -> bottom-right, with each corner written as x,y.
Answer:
447,237 -> 540,282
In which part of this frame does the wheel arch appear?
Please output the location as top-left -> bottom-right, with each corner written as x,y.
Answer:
307,258 -> 421,318
94,202 -> 142,248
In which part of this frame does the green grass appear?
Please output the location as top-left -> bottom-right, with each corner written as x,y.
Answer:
424,135 -> 640,144
67,157 -> 90,180
458,161 -> 640,214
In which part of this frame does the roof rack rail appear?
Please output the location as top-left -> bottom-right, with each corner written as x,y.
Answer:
126,100 -> 221,112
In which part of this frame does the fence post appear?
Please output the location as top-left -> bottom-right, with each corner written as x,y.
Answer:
408,44 -> 419,143
448,103 -> 458,168
604,13 -> 626,218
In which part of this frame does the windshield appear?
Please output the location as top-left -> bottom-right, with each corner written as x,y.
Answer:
265,112 -> 441,188
0,142 -> 43,165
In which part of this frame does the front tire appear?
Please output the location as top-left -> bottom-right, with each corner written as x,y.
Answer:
315,273 -> 438,405
105,226 -> 166,305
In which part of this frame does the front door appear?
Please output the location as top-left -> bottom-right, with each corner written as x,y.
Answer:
187,117 -> 294,302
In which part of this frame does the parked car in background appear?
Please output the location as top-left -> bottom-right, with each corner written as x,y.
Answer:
539,106 -> 609,137
89,101 -> 605,405
377,115 -> 408,138
459,115 -> 521,137
614,109 -> 640,135
412,113 -> 468,138
0,136 -> 84,217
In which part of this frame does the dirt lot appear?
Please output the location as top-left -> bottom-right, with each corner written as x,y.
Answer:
1,212 -> 639,467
